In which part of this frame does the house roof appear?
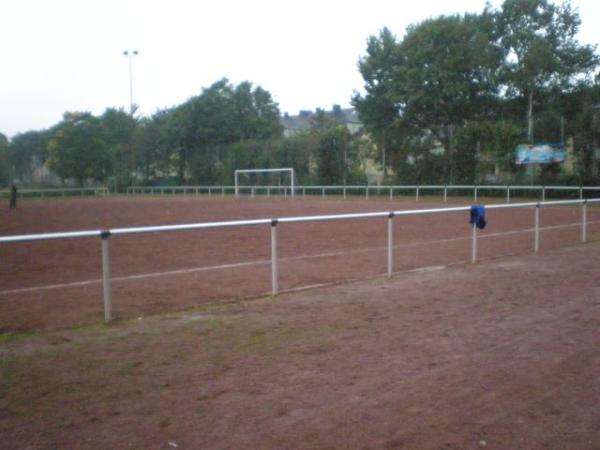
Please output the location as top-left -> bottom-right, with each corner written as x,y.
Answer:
281,106 -> 362,132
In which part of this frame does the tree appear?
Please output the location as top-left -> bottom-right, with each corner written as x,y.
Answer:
316,125 -> 350,185
100,108 -> 137,191
355,13 -> 503,182
453,121 -> 522,183
560,82 -> 600,183
272,132 -> 317,184
174,79 -> 281,184
47,112 -> 110,186
498,0 -> 599,142
232,82 -> 282,141
353,27 -> 400,176
132,111 -> 179,184
392,134 -> 446,184
0,132 -> 9,186
8,130 -> 52,183
394,13 -> 502,148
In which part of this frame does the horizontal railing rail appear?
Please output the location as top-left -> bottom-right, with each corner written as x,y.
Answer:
126,184 -> 600,203
2,198 -> 599,324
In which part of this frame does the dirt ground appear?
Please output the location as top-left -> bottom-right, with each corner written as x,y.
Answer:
0,242 -> 599,449
1,195 -> 599,332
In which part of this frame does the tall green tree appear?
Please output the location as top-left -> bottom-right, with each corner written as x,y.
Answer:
353,27 -> 400,176
355,13 -> 503,182
174,79 -> 281,184
498,0 -> 599,142
233,82 -> 282,141
133,111 -> 179,184
8,130 -> 52,183
316,125 -> 353,185
47,112 -> 110,186
100,108 -> 137,191
394,13 -> 502,148
559,82 -> 600,183
175,79 -> 235,184
0,132 -> 9,186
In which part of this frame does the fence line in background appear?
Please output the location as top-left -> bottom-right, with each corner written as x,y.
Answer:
126,184 -> 600,203
0,187 -> 109,198
2,198 -> 599,324
3,184 -> 598,201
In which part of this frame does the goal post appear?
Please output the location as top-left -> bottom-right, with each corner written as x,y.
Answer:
234,168 -> 295,197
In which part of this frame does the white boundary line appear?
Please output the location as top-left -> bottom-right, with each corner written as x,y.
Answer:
2,219 -> 599,297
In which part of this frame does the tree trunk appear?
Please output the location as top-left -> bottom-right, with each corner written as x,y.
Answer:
177,147 -> 187,184
381,130 -> 387,178
527,89 -> 534,144
443,125 -> 454,184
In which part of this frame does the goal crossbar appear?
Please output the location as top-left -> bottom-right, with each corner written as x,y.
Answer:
234,168 -> 295,197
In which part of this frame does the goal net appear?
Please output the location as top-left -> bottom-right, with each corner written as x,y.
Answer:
234,168 -> 295,197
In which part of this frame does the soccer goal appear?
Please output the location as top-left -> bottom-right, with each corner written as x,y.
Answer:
234,168 -> 295,197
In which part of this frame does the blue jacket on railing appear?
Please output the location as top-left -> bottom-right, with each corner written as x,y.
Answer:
470,205 -> 487,229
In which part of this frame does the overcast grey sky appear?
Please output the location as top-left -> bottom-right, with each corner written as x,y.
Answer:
1,0 -> 598,138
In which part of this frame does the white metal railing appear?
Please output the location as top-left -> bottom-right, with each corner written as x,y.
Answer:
1,198 -> 599,323
0,187 -> 109,198
126,184 -> 600,203
127,186 -> 234,197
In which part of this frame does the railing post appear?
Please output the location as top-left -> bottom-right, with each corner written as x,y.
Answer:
387,213 -> 394,277
303,187 -> 306,198
366,186 -> 369,200
322,187 -> 325,199
471,223 -> 477,264
474,185 -> 478,202
389,187 -> 393,201
580,185 -> 583,200
582,200 -> 588,243
444,185 -> 448,203
101,231 -> 112,322
534,203 -> 540,253
416,186 -> 419,202
506,185 -> 510,204
221,187 -> 225,197
542,186 -> 546,202
271,220 -> 278,295
343,187 -> 347,199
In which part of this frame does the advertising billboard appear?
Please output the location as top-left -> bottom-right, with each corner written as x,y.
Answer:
515,143 -> 566,165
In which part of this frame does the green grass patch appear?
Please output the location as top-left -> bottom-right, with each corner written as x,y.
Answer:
0,330 -> 38,344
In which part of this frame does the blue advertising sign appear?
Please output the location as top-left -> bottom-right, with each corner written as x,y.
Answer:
515,143 -> 566,165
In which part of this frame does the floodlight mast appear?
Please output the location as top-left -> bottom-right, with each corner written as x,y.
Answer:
122,50 -> 139,115
234,168 -> 295,197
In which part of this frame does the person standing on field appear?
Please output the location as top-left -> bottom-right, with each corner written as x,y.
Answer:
9,184 -> 17,209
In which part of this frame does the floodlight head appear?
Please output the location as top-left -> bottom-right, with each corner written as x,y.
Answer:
123,50 -> 129,56
133,50 -> 139,55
